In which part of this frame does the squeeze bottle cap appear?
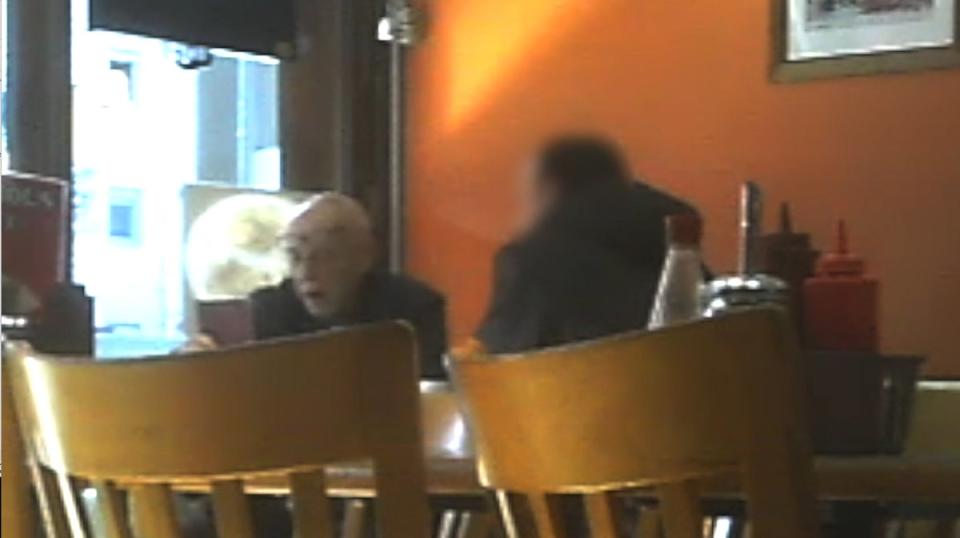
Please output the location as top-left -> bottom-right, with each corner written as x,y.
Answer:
817,220 -> 865,276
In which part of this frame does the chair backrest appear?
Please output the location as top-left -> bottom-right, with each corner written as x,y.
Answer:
5,321 -> 430,538
451,308 -> 819,538
2,354 -> 40,538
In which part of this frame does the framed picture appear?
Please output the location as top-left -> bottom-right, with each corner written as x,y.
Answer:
773,0 -> 960,81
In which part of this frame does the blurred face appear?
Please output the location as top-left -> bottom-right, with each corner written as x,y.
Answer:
284,229 -> 372,319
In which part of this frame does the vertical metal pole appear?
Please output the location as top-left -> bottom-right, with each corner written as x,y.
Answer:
737,181 -> 763,275
388,33 -> 406,274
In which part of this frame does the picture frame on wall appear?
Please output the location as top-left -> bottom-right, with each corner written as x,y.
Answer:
773,0 -> 960,81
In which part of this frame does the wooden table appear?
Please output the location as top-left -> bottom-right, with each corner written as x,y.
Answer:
175,455 -> 960,504
181,381 -> 960,505
101,383 -> 960,538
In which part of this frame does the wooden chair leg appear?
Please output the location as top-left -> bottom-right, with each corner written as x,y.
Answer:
456,511 -> 497,538
658,480 -> 703,538
493,492 -> 517,538
366,364 -> 431,538
32,464 -> 72,538
742,442 -> 818,538
584,492 -> 620,538
638,506 -> 662,538
704,517 -> 716,538
933,519 -> 959,538
129,484 -> 182,538
341,499 -> 369,538
211,480 -> 255,538
290,470 -> 335,538
59,474 -> 90,538
883,519 -> 902,538
437,510 -> 459,538
527,494 -> 564,538
92,481 -> 132,538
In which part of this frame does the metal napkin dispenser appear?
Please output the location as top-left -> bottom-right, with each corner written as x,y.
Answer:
702,274 -> 790,317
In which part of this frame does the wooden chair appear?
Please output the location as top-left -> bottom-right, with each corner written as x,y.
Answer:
450,308 -> 819,538
4,321 -> 431,538
339,381 -> 482,538
2,353 -> 41,538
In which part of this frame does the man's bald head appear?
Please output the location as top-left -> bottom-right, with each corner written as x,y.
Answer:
282,193 -> 376,319
284,193 -> 373,244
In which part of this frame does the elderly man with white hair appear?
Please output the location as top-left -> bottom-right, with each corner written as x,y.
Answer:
250,192 -> 448,379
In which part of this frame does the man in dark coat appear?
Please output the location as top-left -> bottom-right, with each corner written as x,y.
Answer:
180,193 -> 445,538
250,192 -> 448,379
477,135 -> 699,353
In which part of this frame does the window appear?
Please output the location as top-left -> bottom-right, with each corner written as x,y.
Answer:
1,0 -> 10,172
108,60 -> 135,101
108,203 -> 134,238
70,0 -> 282,357
107,187 -> 141,242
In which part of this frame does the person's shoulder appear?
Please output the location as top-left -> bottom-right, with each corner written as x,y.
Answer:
249,279 -> 297,308
494,240 -> 527,264
627,180 -> 699,216
374,272 -> 445,309
248,279 -> 306,340
493,236 -> 551,276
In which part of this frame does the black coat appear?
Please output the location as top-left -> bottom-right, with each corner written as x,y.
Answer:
476,181 -> 698,353
250,272 -> 449,379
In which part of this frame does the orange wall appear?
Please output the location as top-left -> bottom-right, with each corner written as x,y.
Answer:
407,0 -> 960,375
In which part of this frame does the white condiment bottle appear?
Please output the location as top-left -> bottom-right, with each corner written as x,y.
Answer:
648,213 -> 705,330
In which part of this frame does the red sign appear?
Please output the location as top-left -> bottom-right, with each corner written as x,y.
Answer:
2,173 -> 69,308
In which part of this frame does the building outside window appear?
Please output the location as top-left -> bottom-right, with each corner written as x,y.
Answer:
70,0 -> 282,357
1,0 -> 10,172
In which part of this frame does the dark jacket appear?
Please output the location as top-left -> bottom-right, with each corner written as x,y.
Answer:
250,272 -> 449,379
476,180 -> 697,353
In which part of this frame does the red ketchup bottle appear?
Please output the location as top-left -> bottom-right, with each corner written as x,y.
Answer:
803,220 -> 878,352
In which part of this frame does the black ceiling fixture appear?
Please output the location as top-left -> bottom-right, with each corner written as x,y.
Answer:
89,0 -> 297,58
